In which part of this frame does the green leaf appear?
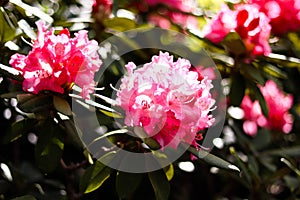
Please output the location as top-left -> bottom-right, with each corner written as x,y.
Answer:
248,83 -> 269,118
229,147 -> 252,184
229,72 -> 245,106
280,158 -> 300,177
262,63 -> 287,79
17,94 -> 52,113
80,152 -> 116,193
10,0 -> 53,23
0,91 -> 26,98
242,64 -> 265,85
163,164 -> 174,181
3,118 -> 36,144
0,8 -> 17,43
116,172 -> 144,199
0,64 -> 23,82
222,32 -> 247,57
264,53 -> 300,68
35,121 -> 64,173
18,19 -> 36,40
262,146 -> 300,157
148,169 -> 170,200
99,109 -> 123,118
11,195 -> 37,200
87,129 -> 128,148
103,17 -> 136,31
53,95 -> 72,116
187,145 -> 240,172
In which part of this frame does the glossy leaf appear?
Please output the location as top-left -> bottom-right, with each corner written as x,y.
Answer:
262,146 -> 300,157
80,152 -> 116,193
148,169 -> 170,200
10,0 -> 53,23
187,145 -> 240,172
163,164 -> 174,181
17,94 -> 52,113
18,19 -> 36,40
262,63 -> 287,79
0,91 -> 26,99
99,109 -> 123,119
0,8 -> 17,43
222,32 -> 247,57
53,95 -> 72,116
265,53 -> 300,68
242,64 -> 265,85
229,147 -> 252,184
0,63 -> 23,82
116,172 -> 144,199
103,17 -> 136,31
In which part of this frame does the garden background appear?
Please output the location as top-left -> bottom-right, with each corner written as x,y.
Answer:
1,0 -> 300,199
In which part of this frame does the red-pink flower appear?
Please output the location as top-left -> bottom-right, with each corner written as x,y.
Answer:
203,4 -> 271,56
248,0 -> 300,35
148,12 -> 198,30
115,52 -> 215,149
92,0 -> 113,23
145,0 -> 195,12
9,21 -> 102,99
241,80 -> 293,136
138,0 -> 199,30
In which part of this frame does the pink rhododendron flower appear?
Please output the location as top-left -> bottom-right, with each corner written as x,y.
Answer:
203,4 -> 271,57
248,0 -> 300,35
115,52 -> 215,149
145,0 -> 196,12
136,0 -> 199,30
9,21 -> 102,99
148,12 -> 198,30
241,80 -> 293,136
92,0 -> 113,23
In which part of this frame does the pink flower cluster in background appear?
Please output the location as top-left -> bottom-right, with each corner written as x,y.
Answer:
241,80 -> 293,136
10,21 -> 102,99
145,0 -> 195,12
248,0 -> 300,36
116,52 -> 215,148
92,0 -> 113,23
204,4 -> 271,57
141,0 -> 198,30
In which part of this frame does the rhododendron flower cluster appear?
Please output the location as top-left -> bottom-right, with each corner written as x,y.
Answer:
10,21 -> 102,99
115,52 -> 215,148
204,4 -> 271,57
248,0 -> 300,35
145,0 -> 196,13
92,0 -> 113,23
241,80 -> 293,136
136,0 -> 199,30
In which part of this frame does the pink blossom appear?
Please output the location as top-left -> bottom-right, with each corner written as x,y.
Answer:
203,4 -> 271,57
116,52 -> 215,149
248,0 -> 300,35
137,0 -> 199,30
92,0 -> 112,23
241,80 -> 293,136
9,21 -> 102,99
148,12 -> 198,30
145,0 -> 195,12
